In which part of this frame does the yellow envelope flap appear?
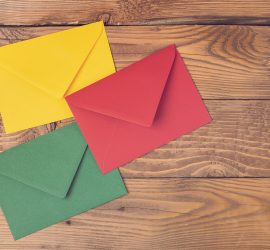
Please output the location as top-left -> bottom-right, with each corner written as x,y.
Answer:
0,22 -> 104,99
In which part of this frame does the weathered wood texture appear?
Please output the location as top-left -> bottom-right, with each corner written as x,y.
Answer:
1,178 -> 270,249
122,100 -> 270,178
0,25 -> 269,99
1,100 -> 269,177
0,0 -> 270,26
1,1 -> 270,248
0,25 -> 269,177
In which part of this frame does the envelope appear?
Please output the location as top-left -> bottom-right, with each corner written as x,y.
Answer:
0,123 -> 127,240
0,21 -> 115,133
66,44 -> 212,174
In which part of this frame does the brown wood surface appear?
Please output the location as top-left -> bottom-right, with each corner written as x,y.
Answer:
1,100 -> 269,177
0,1 -> 270,249
2,178 -> 270,249
0,25 -> 269,100
0,0 -> 270,26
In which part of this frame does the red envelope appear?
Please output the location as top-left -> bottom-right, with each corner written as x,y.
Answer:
66,44 -> 212,174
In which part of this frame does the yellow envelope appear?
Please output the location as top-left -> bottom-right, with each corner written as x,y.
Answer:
0,21 -> 115,133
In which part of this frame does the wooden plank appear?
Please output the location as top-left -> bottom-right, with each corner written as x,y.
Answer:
0,25 -> 269,99
1,100 -> 269,177
120,100 -> 270,178
0,118 -> 72,152
0,0 -> 270,26
1,178 -> 270,249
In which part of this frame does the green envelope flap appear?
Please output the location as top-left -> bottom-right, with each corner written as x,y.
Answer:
0,123 -> 87,198
0,149 -> 127,240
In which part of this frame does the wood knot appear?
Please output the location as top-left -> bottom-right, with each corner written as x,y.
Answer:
65,220 -> 72,225
118,206 -> 125,211
97,13 -> 111,25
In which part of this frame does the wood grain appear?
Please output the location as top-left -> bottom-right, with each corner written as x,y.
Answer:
0,1 -> 270,246
121,100 -> 270,178
1,100 -> 269,177
0,118 -> 73,152
1,178 -> 270,249
0,25 -> 269,177
0,25 -> 269,99
0,0 -> 270,26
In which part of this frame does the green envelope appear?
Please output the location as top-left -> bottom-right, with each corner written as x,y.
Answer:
0,123 -> 127,240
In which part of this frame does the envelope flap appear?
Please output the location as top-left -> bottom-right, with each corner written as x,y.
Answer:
66,45 -> 176,127
0,123 -> 87,198
0,22 -> 104,99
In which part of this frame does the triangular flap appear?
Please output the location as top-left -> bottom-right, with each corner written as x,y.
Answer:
0,22 -> 104,98
0,123 -> 87,198
66,45 -> 176,127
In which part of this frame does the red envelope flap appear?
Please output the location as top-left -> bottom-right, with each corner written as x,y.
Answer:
66,45 -> 177,127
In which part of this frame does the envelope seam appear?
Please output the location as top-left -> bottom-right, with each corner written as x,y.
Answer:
150,46 -> 177,126
63,24 -> 104,96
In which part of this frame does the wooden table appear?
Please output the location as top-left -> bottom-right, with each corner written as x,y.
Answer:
0,1 -> 270,249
